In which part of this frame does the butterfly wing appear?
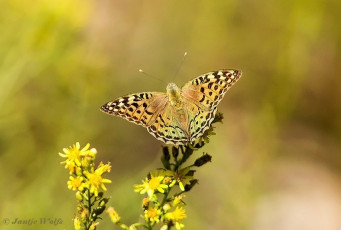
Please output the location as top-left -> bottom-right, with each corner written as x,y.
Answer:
147,105 -> 189,145
182,69 -> 242,141
182,69 -> 242,110
101,92 -> 189,144
101,92 -> 168,127
183,100 -> 217,142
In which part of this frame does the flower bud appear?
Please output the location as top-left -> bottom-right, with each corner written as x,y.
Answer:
161,147 -> 171,169
76,191 -> 83,201
89,222 -> 99,230
213,112 -> 224,123
194,153 -> 212,167
173,194 -> 185,206
97,192 -> 104,199
99,198 -> 110,206
94,205 -> 106,216
163,203 -> 171,212
162,146 -> 170,161
184,179 -> 198,191
73,216 -> 81,230
107,207 -> 121,223
172,146 -> 179,158
75,167 -> 83,176
194,141 -> 205,148
142,197 -> 150,210
129,225 -> 137,230
160,225 -> 169,230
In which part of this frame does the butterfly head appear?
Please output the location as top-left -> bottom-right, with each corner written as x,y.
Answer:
166,83 -> 182,108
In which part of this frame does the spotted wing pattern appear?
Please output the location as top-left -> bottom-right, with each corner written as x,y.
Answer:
184,100 -> 217,142
101,92 -> 189,144
101,92 -> 168,127
101,69 -> 241,145
182,69 -> 242,141
147,106 -> 189,144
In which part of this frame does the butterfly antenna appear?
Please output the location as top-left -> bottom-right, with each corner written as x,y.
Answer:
138,69 -> 167,84
173,51 -> 188,81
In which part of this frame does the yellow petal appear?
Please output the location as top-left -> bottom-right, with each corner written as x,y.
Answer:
179,182 -> 185,191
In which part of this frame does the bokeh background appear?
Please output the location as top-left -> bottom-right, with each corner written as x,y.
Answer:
1,0 -> 340,229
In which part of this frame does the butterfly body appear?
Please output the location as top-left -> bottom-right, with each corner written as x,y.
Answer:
166,83 -> 183,108
101,69 -> 242,145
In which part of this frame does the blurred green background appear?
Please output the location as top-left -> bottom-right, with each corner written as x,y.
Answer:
1,0 -> 340,229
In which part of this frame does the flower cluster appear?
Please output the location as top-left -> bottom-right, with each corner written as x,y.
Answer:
133,170 -> 188,229
61,112 -> 223,229
130,144 -> 212,230
106,113 -> 221,230
59,142 -> 112,230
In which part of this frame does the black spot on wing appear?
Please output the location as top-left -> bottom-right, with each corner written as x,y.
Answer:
199,95 -> 205,103
131,103 -> 139,108
145,110 -> 153,115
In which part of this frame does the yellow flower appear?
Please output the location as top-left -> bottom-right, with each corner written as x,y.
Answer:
129,225 -> 137,230
144,207 -> 162,224
175,222 -> 185,230
73,216 -> 81,230
173,194 -> 185,206
164,176 -> 172,185
59,142 -> 96,173
134,175 -> 168,196
96,162 -> 112,174
75,191 -> 83,201
167,168 -> 193,191
142,197 -> 150,209
107,207 -> 121,223
67,176 -> 84,191
134,179 -> 149,194
89,222 -> 99,230
165,207 -> 187,222
83,166 -> 112,197
160,225 -> 169,230
80,209 -> 88,220
149,176 -> 168,194
163,203 -> 171,212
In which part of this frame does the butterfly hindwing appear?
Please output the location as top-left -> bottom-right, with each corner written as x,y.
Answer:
101,92 -> 168,127
184,99 -> 217,142
147,106 -> 189,144
182,69 -> 241,142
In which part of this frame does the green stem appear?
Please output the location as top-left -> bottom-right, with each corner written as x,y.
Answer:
161,187 -> 172,207
133,222 -> 150,229
87,189 -> 92,229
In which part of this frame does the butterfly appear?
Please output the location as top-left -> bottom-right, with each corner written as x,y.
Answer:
101,69 -> 242,145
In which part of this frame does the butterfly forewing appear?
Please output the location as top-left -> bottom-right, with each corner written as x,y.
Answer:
182,69 -> 242,111
101,92 -> 168,127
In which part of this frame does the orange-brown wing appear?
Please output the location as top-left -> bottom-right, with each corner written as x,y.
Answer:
147,104 -> 189,145
100,92 -> 168,127
101,92 -> 189,144
182,69 -> 242,111
181,69 -> 242,141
